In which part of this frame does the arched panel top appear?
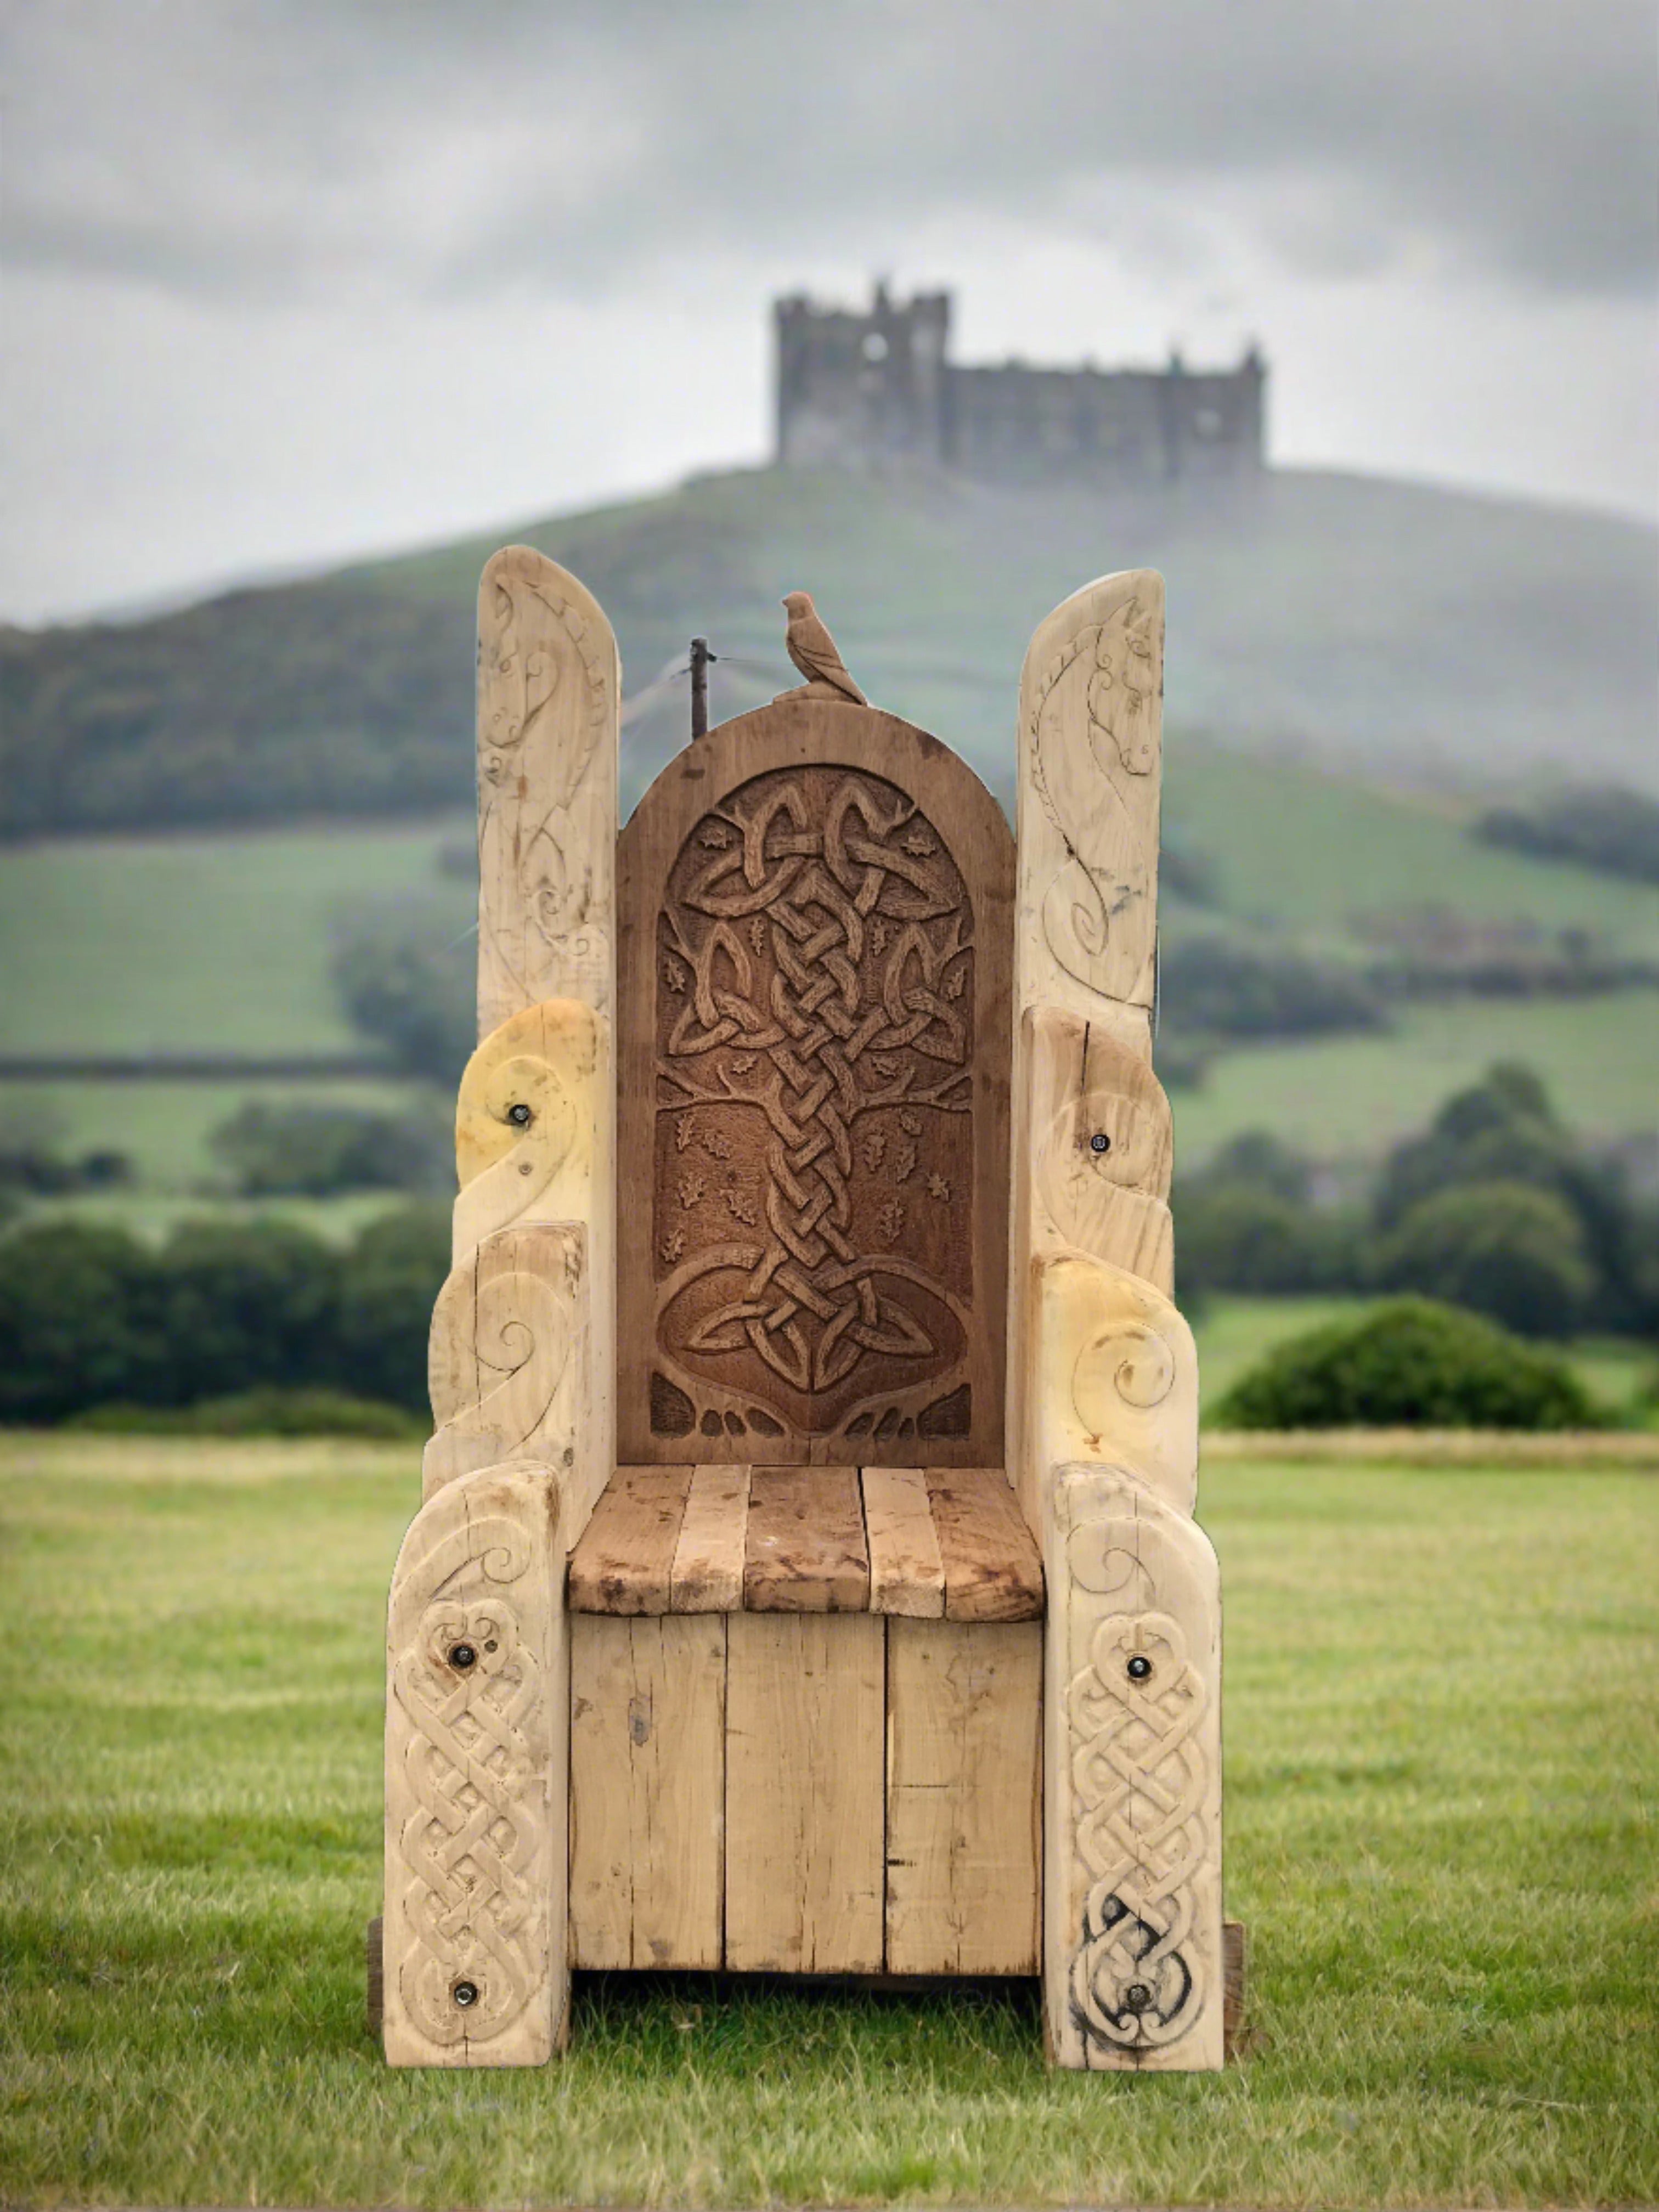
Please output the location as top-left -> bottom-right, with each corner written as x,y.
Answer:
617,697 -> 1013,1466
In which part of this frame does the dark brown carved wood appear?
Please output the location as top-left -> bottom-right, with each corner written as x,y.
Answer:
618,697 -> 1013,1466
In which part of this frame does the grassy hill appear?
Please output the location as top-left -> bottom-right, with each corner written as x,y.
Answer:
4,465 -> 1655,840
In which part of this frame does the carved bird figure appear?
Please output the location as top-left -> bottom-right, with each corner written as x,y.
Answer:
781,591 -> 868,705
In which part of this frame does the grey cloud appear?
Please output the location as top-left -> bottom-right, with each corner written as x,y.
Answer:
3,0 -> 1655,304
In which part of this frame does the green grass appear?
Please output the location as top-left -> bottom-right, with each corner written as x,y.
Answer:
2,1435 -> 1656,2207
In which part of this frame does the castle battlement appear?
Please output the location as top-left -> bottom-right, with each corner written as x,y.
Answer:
775,282 -> 1266,486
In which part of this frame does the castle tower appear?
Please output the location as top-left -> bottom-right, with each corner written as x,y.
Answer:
774,282 -> 953,468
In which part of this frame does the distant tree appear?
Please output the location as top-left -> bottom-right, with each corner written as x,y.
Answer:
331,893 -> 475,1090
1474,786 -> 1659,884
209,1098 -> 452,1197
1217,1297 -> 1596,1431
0,1222 -> 170,1423
160,1219 -> 341,1405
1176,1183 -> 1367,1301
1376,1180 -> 1594,1339
1160,936 -> 1387,1041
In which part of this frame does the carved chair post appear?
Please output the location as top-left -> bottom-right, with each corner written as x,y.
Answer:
382,550 -> 619,2066
1011,571 -> 1226,2069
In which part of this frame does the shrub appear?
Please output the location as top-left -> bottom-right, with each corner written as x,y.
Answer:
68,1387 -> 422,1440
159,1218 -> 341,1406
1376,1181 -> 1595,1340
0,1221 -> 171,1424
1160,935 -> 1387,1041
1216,1297 -> 1596,1431
337,1203 -> 450,1412
208,1097 -> 452,1197
1176,1183 -> 1367,1299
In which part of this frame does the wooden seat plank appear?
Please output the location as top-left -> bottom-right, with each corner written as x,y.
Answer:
926,1466 -> 1045,1622
743,1466 -> 869,1613
861,1466 -> 946,1618
568,1465 -> 693,1615
671,1464 -> 752,1612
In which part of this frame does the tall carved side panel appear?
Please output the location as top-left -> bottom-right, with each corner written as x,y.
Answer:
474,549 -> 618,1525
1011,574 -> 1224,2072
618,698 -> 1013,1466
383,1463 -> 567,2068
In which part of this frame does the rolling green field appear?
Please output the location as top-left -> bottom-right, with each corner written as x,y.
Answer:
2,1435 -> 1655,2207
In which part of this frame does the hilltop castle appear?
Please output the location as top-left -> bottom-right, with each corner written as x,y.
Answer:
774,283 -> 1266,486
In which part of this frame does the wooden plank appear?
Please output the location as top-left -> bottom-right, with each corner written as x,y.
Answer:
568,1612 -> 726,1970
743,1465 -> 869,1613
616,692 -> 1012,1468
724,1612 -> 884,1972
567,1466 -> 692,1615
671,1463 -> 751,1612
383,1463 -> 567,2067
926,1467 -> 1043,1623
861,1466 -> 945,1618
885,1619 -> 1042,1974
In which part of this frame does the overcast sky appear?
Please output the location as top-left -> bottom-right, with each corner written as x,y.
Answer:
3,0 -> 1656,624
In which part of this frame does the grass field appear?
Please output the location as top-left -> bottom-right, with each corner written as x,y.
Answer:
2,1435 -> 1656,2208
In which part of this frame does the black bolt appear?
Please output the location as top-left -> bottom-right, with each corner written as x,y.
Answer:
449,1642 -> 478,1671
1090,1132 -> 1111,1154
1124,1982 -> 1152,2013
506,1102 -> 533,1127
1126,1654 -> 1153,1681
452,1979 -> 479,2009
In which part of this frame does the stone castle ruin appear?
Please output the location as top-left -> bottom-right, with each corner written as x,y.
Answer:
775,283 -> 1266,486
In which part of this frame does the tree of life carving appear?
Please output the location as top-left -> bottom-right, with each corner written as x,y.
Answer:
1068,1607 -> 1209,2054
651,767 -> 974,1445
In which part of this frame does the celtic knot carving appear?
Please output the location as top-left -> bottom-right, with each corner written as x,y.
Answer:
390,1519 -> 544,2047
652,766 -> 975,1440
1067,1608 -> 1209,2053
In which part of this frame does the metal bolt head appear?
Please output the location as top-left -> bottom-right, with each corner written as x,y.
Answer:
1126,1654 -> 1152,1681
506,1102 -> 533,1127
449,1642 -> 478,1671
1090,1132 -> 1111,1154
1124,1982 -> 1152,2013
452,1978 -> 479,2010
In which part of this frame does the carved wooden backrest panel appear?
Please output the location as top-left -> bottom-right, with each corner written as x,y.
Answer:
618,698 -> 1013,1465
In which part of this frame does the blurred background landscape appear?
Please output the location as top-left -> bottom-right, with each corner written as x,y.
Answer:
2,0 -> 1655,1434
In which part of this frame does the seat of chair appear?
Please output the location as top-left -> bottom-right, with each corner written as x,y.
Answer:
567,1463 -> 1043,1621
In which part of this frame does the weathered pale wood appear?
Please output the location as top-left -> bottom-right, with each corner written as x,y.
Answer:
476,547 -> 619,1037
383,1462 -> 566,2067
452,998 -> 601,1263
423,1223 -> 585,1502
616,694 -> 1013,1468
568,1612 -> 726,1969
861,1466 -> 945,1618
670,1463 -> 751,1612
926,1466 -> 1045,1623
725,1612 -> 885,1972
743,1465 -> 870,1612
1044,1464 -> 1222,2071
567,1466 -> 692,1614
885,1619 -> 1042,1974
1030,1252 -> 1199,1520
1025,1007 -> 1175,1290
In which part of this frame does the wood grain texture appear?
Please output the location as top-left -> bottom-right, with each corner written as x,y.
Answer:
567,1466 -> 692,1615
724,1612 -> 885,1972
860,1466 -> 945,1618
1044,1464 -> 1222,2071
1025,1007 -> 1174,1290
568,1612 -> 726,1969
476,547 -> 619,1038
670,1463 -> 751,1612
422,1223 -> 585,1503
617,695 -> 1012,1468
383,1463 -> 566,2067
743,1464 -> 870,1612
1030,1252 -> 1199,1521
926,1466 -> 1045,1623
885,1618 -> 1042,1974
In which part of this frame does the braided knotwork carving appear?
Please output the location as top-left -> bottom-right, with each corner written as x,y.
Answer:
652,766 -> 975,1441
1067,1607 -> 1209,2052
390,1516 -> 544,2047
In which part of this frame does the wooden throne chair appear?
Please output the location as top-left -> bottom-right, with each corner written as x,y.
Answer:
379,550 -> 1225,2070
